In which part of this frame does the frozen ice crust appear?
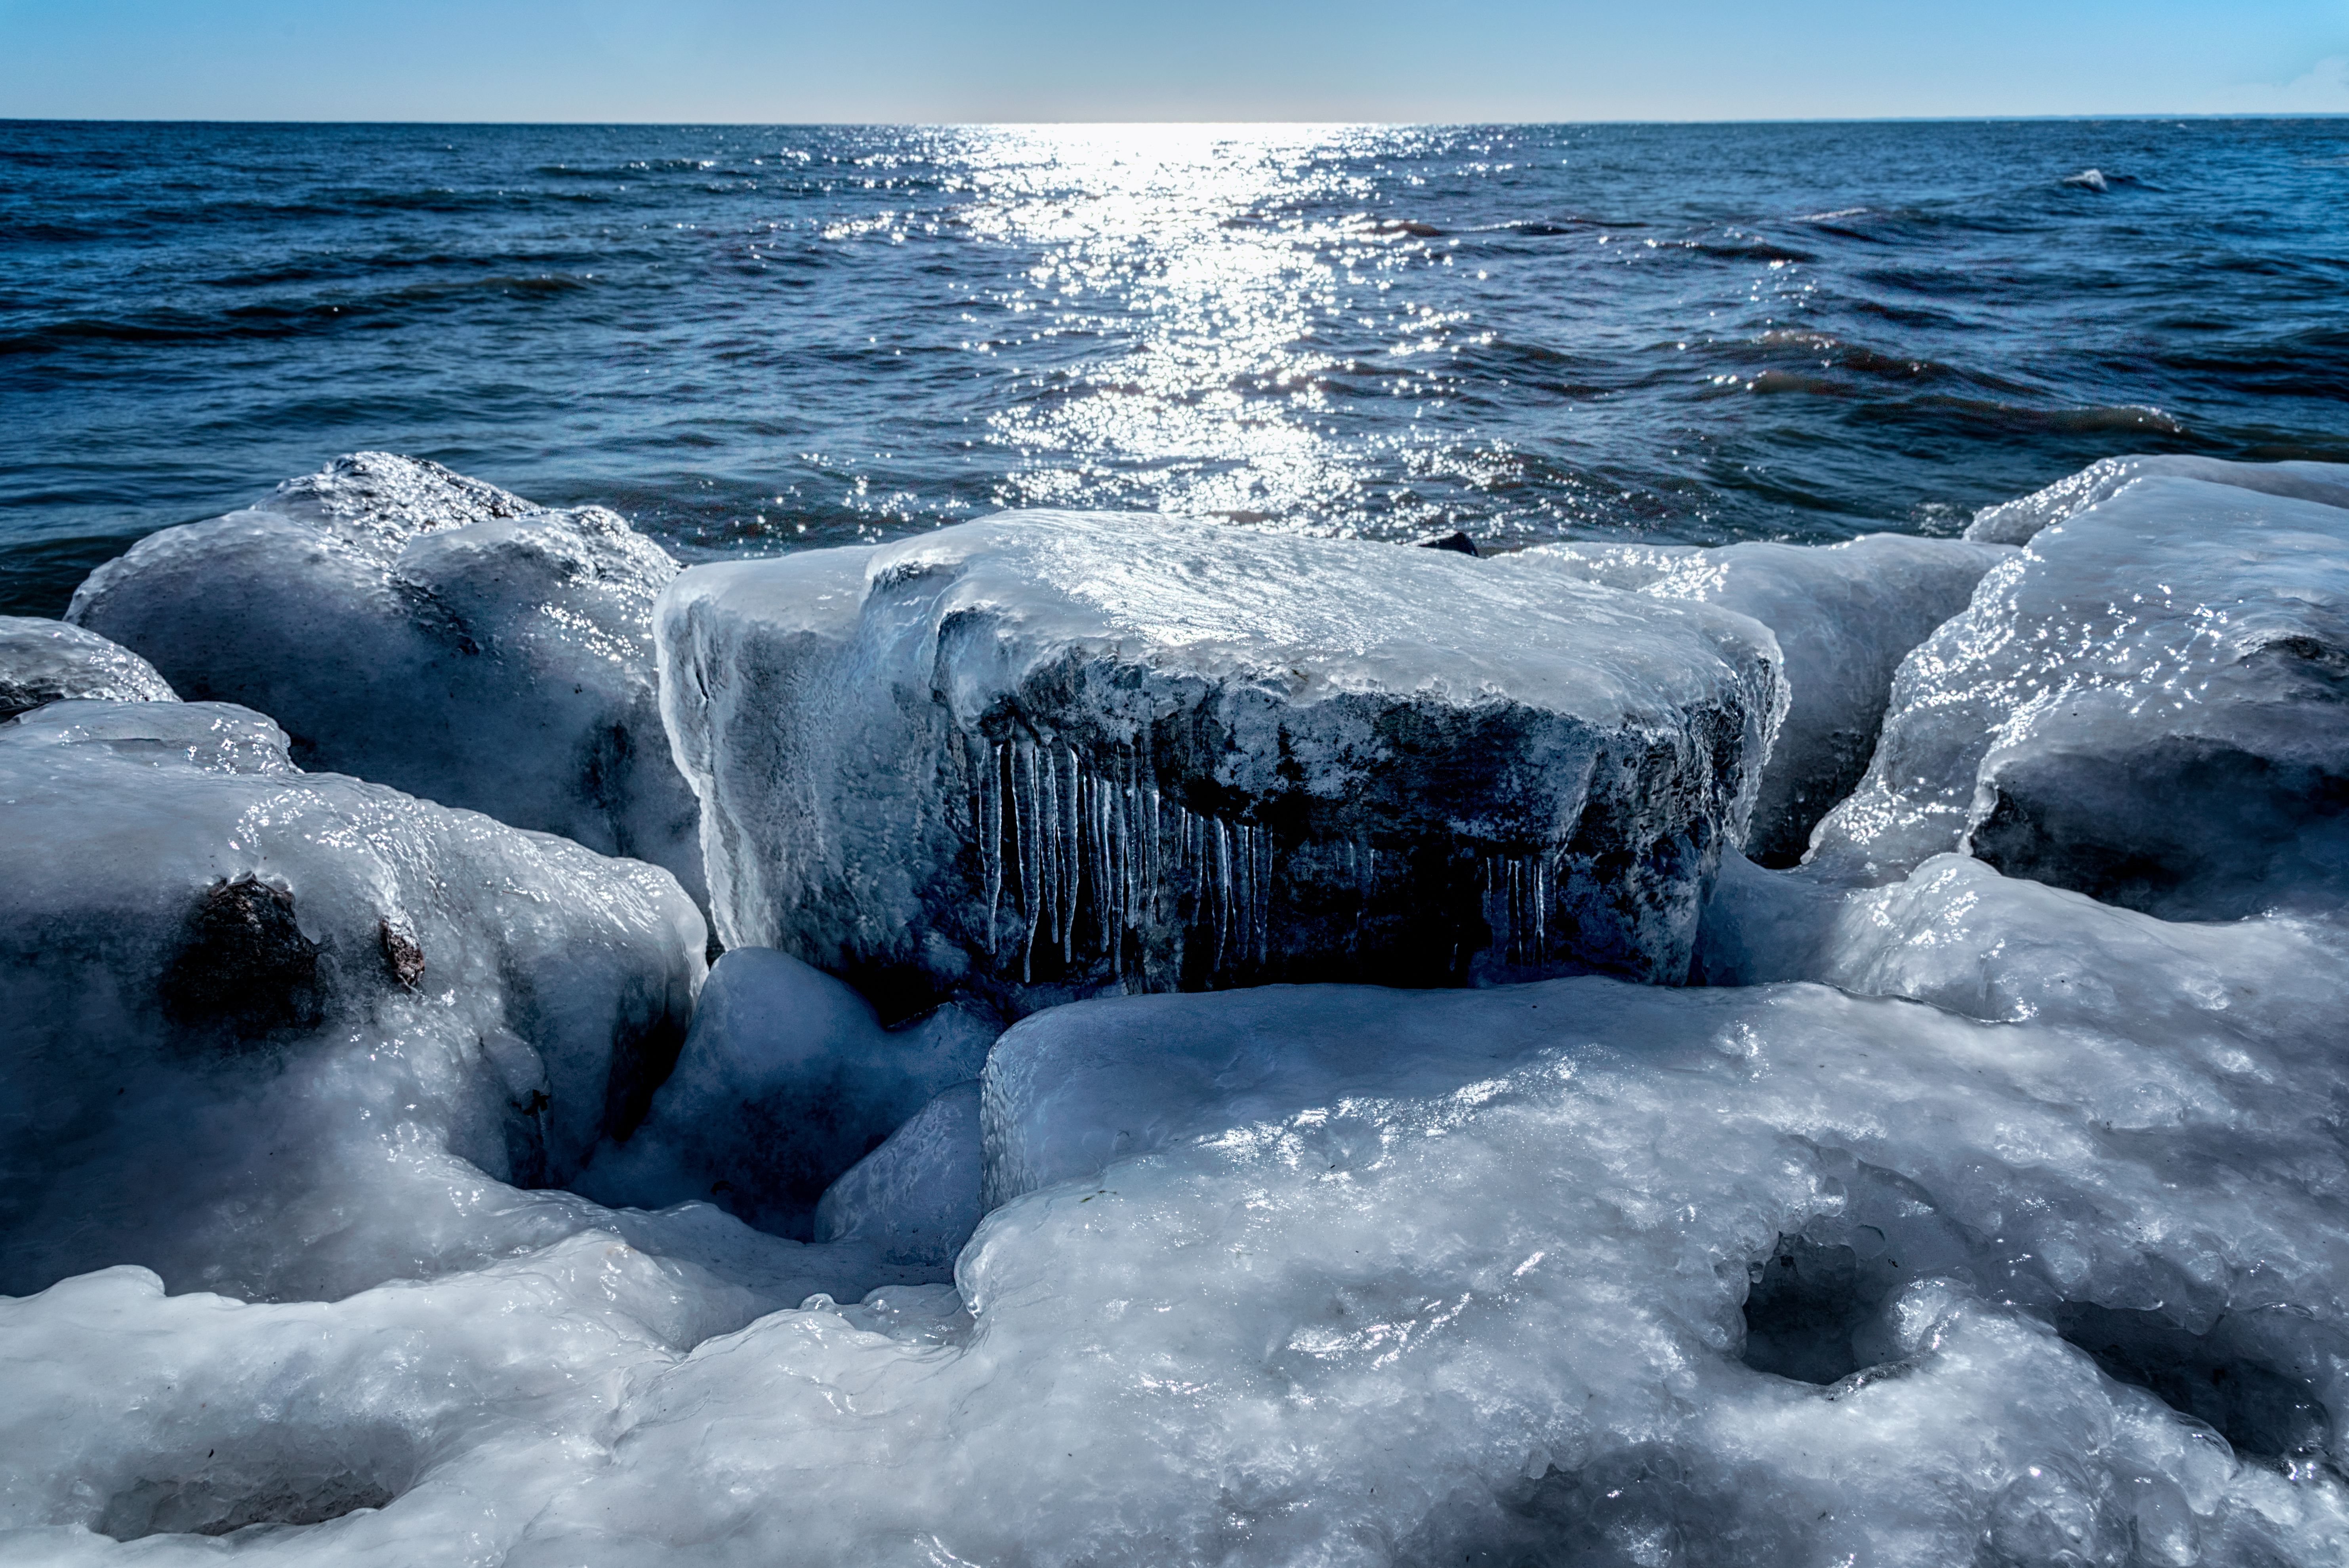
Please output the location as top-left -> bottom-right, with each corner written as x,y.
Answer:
1501,533 -> 2008,866
1810,475 -> 2349,916
0,614 -> 177,719
67,452 -> 707,903
12,458 -> 2349,1564
658,511 -> 1786,1012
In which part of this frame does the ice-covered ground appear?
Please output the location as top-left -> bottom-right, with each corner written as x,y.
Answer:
8,455 -> 2349,1565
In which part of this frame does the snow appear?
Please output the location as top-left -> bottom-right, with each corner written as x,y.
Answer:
1965,453 -> 2349,545
575,947 -> 997,1239
0,614 -> 177,719
1808,474 -> 2349,914
11,458 -> 2349,1564
66,453 -> 706,903
1499,533 -> 2006,865
658,511 -> 1786,1012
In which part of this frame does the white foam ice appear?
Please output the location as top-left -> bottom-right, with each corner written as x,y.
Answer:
0,614 -> 177,719
1966,453 -> 2349,545
1809,474 -> 2349,915
66,452 -> 707,903
658,511 -> 1786,1011
576,947 -> 997,1239
1498,533 -> 2008,865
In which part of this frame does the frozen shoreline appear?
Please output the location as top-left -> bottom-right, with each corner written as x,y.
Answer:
6,453 -> 2349,1563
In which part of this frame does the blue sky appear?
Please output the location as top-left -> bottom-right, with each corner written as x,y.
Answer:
2,0 -> 2345,120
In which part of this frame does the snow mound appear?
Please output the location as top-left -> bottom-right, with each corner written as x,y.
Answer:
1966,453 -> 2349,544
66,452 -> 705,903
0,697 -> 914,1311
0,614 -> 177,718
1808,475 -> 2349,914
659,511 -> 1785,1013
575,947 -> 997,1239
1501,533 -> 2006,865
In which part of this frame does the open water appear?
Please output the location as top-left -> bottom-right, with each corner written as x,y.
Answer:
3,117 -> 2345,615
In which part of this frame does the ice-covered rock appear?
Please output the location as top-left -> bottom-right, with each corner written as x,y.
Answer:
1966,453 -> 2349,544
576,948 -> 997,1238
659,511 -> 1785,1012
0,614 -> 177,719
1500,533 -> 2007,865
1808,475 -> 2349,915
16,937 -> 2349,1561
0,697 -> 732,1301
813,1080 -> 984,1269
66,452 -> 705,903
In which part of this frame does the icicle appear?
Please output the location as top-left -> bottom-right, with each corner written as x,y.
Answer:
1532,853 -> 1547,959
984,741 -> 1005,953
1018,740 -> 1039,983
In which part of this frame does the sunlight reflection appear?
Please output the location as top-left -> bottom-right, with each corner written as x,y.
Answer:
943,125 -> 1472,532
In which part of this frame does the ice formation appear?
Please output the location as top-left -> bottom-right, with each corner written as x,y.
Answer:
576,947 -> 997,1238
1966,454 -> 2349,545
813,1080 -> 985,1268
11,870 -> 2349,1561
658,511 -> 1786,1012
1498,534 -> 2008,865
11,457 -> 2349,1564
66,453 -> 706,903
1809,476 -> 2349,915
0,614 -> 177,719
0,698 -> 912,1317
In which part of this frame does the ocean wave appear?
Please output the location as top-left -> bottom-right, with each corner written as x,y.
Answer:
6,117 -> 2345,615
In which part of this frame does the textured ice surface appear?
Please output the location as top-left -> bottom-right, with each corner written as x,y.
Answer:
0,698 -> 910,1312
67,452 -> 705,903
0,614 -> 177,719
576,947 -> 997,1238
13,939 -> 2349,1560
1966,453 -> 2349,544
1501,534 -> 2006,865
659,511 -> 1785,1012
814,1080 -> 984,1269
1809,475 -> 2349,915
15,461 -> 2349,1564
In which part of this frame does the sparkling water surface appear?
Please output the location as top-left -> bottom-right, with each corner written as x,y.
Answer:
3,118 -> 2345,615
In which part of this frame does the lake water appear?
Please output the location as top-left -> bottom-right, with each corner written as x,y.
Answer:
4,117 -> 2345,615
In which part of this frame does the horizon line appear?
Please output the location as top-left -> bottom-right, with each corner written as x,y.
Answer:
6,112 -> 2348,129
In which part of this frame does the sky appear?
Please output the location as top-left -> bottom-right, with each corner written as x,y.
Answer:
1,0 -> 2345,122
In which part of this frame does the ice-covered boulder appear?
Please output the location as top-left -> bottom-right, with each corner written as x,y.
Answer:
1808,475 -> 2349,915
575,947 -> 997,1238
813,1080 -> 984,1269
0,697 -> 736,1301
1966,453 -> 2349,544
0,614 -> 177,719
66,452 -> 705,904
20,941 -> 2349,1560
1500,534 -> 2007,865
659,511 -> 1785,1012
